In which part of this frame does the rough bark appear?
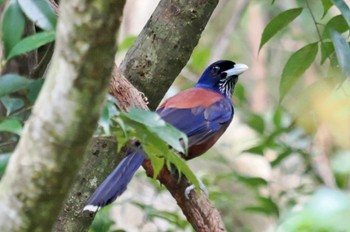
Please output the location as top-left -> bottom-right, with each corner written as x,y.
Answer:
120,0 -> 219,110
0,0 -> 125,231
143,160 -> 226,232
53,137 -> 122,232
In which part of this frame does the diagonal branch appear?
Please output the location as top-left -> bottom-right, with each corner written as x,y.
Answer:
119,0 -> 219,110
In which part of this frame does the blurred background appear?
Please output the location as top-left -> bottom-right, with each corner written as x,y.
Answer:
88,0 -> 350,231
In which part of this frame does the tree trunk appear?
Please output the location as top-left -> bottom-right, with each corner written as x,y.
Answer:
0,0 -> 125,231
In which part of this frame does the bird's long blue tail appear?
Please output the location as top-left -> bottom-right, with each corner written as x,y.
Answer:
83,146 -> 145,212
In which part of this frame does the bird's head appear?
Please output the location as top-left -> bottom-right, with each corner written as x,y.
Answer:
195,60 -> 248,97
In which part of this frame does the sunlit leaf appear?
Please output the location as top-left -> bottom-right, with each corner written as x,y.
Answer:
259,8 -> 303,52
1,0 -> 25,56
7,31 -> 56,60
330,30 -> 350,77
0,118 -> 22,135
322,0 -> 333,18
0,74 -> 34,97
112,110 -> 198,189
18,0 -> 57,31
118,36 -> 137,51
323,15 -> 349,39
279,42 -> 318,101
126,108 -> 187,153
332,0 -> 350,27
146,152 -> 165,179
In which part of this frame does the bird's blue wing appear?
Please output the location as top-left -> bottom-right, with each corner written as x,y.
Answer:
157,98 -> 233,147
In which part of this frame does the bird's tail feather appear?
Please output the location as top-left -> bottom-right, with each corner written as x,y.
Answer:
83,148 -> 145,212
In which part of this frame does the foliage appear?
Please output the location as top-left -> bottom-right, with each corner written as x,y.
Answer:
98,96 -> 199,189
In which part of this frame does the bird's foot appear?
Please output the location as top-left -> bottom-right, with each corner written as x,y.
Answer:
184,178 -> 208,199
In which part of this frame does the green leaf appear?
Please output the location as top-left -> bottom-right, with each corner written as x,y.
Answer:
0,118 -> 22,135
7,31 -> 56,60
1,0 -> 25,55
164,150 -> 200,189
244,196 -> 279,217
279,42 -> 318,101
246,113 -> 265,134
0,74 -> 34,97
17,0 -> 57,31
272,107 -> 284,129
27,79 -> 44,103
0,153 -> 11,177
90,205 -> 115,232
271,149 -> 292,167
259,8 -> 303,51
321,41 -> 334,64
332,0 -> 350,27
243,144 -> 264,155
0,97 -> 24,116
235,174 -> 268,188
126,108 -> 188,154
322,0 -> 333,18
118,36 -> 137,51
323,15 -> 349,39
112,108 -> 198,189
146,152 -> 165,179
330,30 -> 350,76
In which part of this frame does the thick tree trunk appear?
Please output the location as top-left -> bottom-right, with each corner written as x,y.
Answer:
0,0 -> 125,231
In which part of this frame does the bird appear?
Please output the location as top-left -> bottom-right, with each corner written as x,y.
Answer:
83,60 -> 248,212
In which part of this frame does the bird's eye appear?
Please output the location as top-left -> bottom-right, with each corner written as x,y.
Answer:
212,66 -> 220,73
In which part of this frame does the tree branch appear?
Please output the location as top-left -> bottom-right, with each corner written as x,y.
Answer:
120,0 -> 219,110
0,0 -> 125,231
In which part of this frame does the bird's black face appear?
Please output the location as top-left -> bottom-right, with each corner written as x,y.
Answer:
196,60 -> 248,97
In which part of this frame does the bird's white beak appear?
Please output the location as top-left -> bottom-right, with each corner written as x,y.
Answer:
224,63 -> 248,76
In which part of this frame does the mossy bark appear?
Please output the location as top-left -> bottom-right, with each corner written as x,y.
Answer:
0,0 -> 125,231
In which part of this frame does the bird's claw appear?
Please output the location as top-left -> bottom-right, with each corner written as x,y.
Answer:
184,179 -> 208,199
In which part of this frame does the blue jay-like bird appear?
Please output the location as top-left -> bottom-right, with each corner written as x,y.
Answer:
84,60 -> 248,212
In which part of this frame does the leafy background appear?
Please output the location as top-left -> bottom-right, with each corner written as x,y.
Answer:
1,0 -> 350,231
